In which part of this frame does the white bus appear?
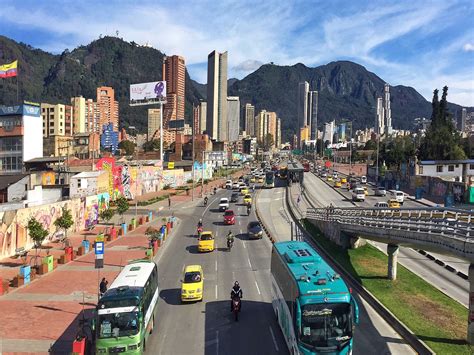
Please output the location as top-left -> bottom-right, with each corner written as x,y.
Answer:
94,260 -> 159,353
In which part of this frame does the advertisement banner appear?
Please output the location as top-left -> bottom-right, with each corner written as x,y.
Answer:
130,81 -> 166,103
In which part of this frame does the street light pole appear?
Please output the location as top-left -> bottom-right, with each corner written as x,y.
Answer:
349,121 -> 352,176
159,101 -> 164,163
191,103 -> 195,201
201,150 -> 205,197
376,133 -> 380,184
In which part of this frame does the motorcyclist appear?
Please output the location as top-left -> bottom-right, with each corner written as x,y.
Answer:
213,187 -> 217,195
204,196 -> 208,205
227,231 -> 234,247
197,219 -> 203,228
230,281 -> 243,311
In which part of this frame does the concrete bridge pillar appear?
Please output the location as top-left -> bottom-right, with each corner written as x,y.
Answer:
468,264 -> 474,344
387,244 -> 399,280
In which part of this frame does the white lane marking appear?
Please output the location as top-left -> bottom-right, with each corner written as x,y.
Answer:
243,240 -> 246,249
216,330 -> 219,355
201,196 -> 219,217
215,284 -> 218,299
216,230 -> 219,237
215,260 -> 218,272
255,280 -> 261,295
269,326 -> 280,351
239,220 -> 241,225
247,255 -> 252,268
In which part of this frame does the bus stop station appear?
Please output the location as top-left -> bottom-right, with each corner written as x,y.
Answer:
288,161 -> 305,184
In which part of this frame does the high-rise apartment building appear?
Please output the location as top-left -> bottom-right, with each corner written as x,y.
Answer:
376,97 -> 384,135
0,103 -> 42,174
163,55 -> 186,129
85,99 -> 100,133
276,117 -> 281,149
267,111 -> 277,147
71,96 -> 86,134
255,110 -> 266,143
323,121 -> 335,145
297,82 -> 309,128
384,83 -> 392,135
227,97 -> 240,142
206,50 -> 228,141
461,108 -> 467,132
244,103 -> 255,137
308,91 -> 318,140
148,108 -> 161,140
41,103 -> 73,137
97,86 -> 119,131
199,101 -> 207,134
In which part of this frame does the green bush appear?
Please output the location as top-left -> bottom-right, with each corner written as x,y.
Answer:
163,184 -> 171,190
187,179 -> 193,184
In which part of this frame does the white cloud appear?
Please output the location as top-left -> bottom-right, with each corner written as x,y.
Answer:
463,43 -> 474,52
233,60 -> 264,72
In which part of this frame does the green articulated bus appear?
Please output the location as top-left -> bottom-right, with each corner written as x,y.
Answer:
94,259 -> 159,354
271,241 -> 359,355
265,171 -> 275,188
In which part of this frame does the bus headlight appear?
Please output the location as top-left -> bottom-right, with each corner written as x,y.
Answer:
128,343 -> 140,350
97,349 -> 107,353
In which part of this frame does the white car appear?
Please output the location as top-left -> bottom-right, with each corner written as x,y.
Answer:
361,176 -> 367,184
225,180 -> 233,189
219,198 -> 230,211
394,191 -> 405,205
232,183 -> 240,190
352,188 -> 365,202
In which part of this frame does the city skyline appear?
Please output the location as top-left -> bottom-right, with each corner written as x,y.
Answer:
0,1 -> 472,106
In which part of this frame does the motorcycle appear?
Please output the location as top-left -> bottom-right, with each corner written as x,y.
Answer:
227,238 -> 234,251
204,197 -> 208,206
232,295 -> 241,321
197,226 -> 203,238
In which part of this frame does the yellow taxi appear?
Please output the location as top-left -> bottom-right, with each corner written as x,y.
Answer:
341,177 -> 347,184
240,187 -> 249,195
327,176 -> 333,182
243,194 -> 252,204
258,177 -> 264,183
388,199 -> 400,209
250,176 -> 256,183
181,265 -> 204,302
363,186 -> 369,195
334,180 -> 342,188
198,231 -> 215,252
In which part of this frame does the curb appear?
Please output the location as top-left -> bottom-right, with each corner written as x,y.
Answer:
416,249 -> 469,281
285,185 -> 434,355
254,189 -> 276,244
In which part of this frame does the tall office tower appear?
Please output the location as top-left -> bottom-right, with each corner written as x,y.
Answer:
227,97 -> 240,142
148,108 -> 161,140
323,121 -> 335,145
244,103 -> 255,137
206,50 -> 228,141
376,97 -> 385,134
193,105 -> 200,134
162,55 -> 186,129
255,110 -> 267,142
85,99 -> 100,133
97,86 -> 119,131
199,101 -> 207,134
461,108 -> 467,131
71,96 -> 86,134
308,91 -> 318,140
266,111 -> 277,147
41,103 -> 73,137
297,81 -> 309,129
383,83 -> 392,135
276,117 -> 281,149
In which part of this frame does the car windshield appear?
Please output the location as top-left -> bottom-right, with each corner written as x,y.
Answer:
300,303 -> 352,350
98,311 -> 140,339
245,195 -> 251,199
249,222 -> 261,230
224,211 -> 234,216
184,271 -> 202,283
200,234 -> 213,240
220,199 -> 228,203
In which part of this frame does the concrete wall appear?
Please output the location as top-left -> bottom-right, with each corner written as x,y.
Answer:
7,176 -> 28,202
70,176 -> 99,198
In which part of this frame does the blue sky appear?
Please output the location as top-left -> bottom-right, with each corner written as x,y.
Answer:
1,0 -> 473,106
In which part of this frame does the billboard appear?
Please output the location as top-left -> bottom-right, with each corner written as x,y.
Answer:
130,81 -> 166,105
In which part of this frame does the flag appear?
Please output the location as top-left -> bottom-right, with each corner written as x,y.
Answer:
0,60 -> 18,78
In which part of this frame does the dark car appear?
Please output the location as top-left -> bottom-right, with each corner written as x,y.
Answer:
247,221 -> 263,239
230,193 -> 239,203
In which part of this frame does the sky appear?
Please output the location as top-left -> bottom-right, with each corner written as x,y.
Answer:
0,0 -> 473,106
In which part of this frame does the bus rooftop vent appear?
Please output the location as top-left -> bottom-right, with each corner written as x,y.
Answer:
316,278 -> 327,285
130,266 -> 141,272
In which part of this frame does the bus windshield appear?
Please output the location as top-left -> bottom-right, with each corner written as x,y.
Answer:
98,311 -> 140,339
300,303 -> 352,350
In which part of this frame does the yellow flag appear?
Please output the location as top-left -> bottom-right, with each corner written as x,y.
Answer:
0,60 -> 18,78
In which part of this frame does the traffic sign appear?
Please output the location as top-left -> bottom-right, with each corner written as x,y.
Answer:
95,241 -> 104,255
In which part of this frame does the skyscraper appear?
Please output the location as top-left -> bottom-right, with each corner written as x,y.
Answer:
376,97 -> 384,134
276,117 -> 281,149
308,91 -> 318,140
96,86 -> 119,131
244,103 -> 255,137
227,97 -> 240,142
297,82 -> 309,129
162,55 -> 186,129
148,108 -> 161,140
206,50 -> 228,141
255,110 -> 267,143
199,101 -> 207,134
85,99 -> 100,133
384,83 -> 392,135
71,96 -> 86,134
461,108 -> 467,132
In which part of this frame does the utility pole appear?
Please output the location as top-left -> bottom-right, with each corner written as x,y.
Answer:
191,103 -> 195,201
201,150 -> 205,197
349,121 -> 353,176
376,133 -> 380,184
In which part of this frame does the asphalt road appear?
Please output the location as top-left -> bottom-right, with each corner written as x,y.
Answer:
257,179 -> 416,355
147,186 -> 288,354
303,172 -> 469,307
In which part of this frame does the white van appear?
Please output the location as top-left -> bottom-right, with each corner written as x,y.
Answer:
394,191 -> 405,205
352,188 -> 366,202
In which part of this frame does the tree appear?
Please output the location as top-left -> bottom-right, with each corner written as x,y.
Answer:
99,208 -> 115,224
53,207 -> 74,240
118,140 -> 136,155
363,139 -> 377,151
115,196 -> 130,223
143,139 -> 161,152
28,217 -> 49,268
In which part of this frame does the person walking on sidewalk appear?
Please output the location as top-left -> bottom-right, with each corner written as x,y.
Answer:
100,278 -> 108,297
168,196 -> 171,210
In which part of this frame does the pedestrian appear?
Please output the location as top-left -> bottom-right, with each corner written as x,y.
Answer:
100,277 -> 108,297
168,196 -> 171,209
297,195 -> 301,205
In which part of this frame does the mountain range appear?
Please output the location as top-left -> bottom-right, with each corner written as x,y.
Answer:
0,35 -> 469,142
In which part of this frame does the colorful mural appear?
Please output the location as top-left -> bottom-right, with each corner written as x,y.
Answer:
84,195 -> 99,228
42,171 -> 56,186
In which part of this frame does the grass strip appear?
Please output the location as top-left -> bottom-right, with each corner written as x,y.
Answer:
302,219 -> 473,355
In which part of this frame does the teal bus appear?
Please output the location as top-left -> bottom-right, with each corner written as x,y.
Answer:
265,171 -> 275,188
94,260 -> 159,354
270,241 -> 359,355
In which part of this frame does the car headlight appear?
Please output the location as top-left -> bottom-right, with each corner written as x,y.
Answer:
128,343 -> 140,350
182,289 -> 187,294
196,288 -> 202,293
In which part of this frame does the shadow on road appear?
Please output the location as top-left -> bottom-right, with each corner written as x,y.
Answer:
185,245 -> 201,254
159,288 -> 182,306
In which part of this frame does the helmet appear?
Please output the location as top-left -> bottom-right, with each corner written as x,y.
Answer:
199,218 -> 202,223
234,281 -> 239,287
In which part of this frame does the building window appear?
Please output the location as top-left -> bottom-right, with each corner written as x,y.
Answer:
419,165 -> 423,174
470,164 -> 474,170
50,129 -> 54,134
436,165 -> 443,173
448,165 -> 454,172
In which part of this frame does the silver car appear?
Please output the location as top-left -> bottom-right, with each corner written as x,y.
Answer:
374,187 -> 386,197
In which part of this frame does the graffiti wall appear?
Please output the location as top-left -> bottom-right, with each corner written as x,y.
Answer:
161,169 -> 185,188
0,198 -> 85,259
